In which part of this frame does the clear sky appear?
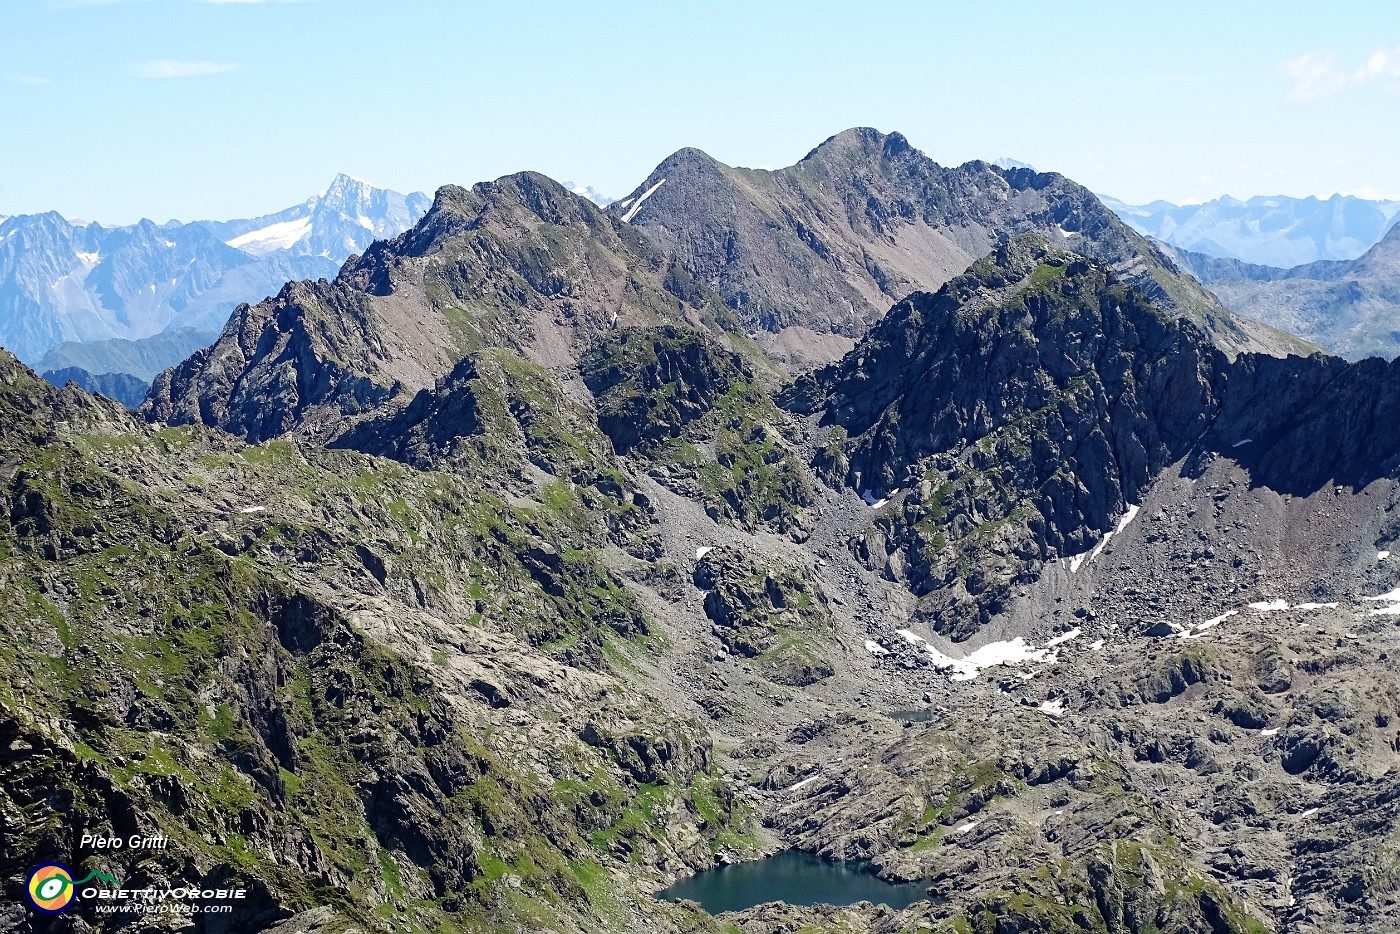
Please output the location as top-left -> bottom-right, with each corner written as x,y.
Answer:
2,0 -> 1398,224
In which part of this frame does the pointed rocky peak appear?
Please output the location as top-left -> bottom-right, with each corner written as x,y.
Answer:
477,171 -> 609,223
0,210 -> 78,245
388,172 -> 620,264
145,167 -> 720,444
785,237 -> 1238,637
648,145 -> 728,179
794,126 -> 913,171
798,233 -> 1222,488
602,126 -> 1302,368
322,172 -> 374,200
609,147 -> 731,225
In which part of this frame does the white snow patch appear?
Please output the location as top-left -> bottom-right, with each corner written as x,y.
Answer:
1037,698 -> 1066,716
1248,599 -> 1289,611
694,546 -> 713,560
787,774 -> 821,792
895,629 -> 925,645
864,639 -> 890,656
75,251 -> 100,264
1260,728 -> 1279,737
1044,627 -> 1081,648
1196,609 -> 1239,632
357,215 -> 373,230
1298,807 -> 1320,819
238,506 -> 266,514
1366,587 -> 1400,616
1089,639 -> 1106,651
1233,439 -> 1253,448
1379,551 -> 1391,562
924,637 -> 1051,682
620,178 -> 665,223
861,488 -> 900,508
1067,504 -> 1139,572
950,821 -> 979,835
227,216 -> 312,254
1294,602 -> 1339,610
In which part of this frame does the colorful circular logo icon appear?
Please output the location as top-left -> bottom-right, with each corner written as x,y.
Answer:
26,864 -> 76,914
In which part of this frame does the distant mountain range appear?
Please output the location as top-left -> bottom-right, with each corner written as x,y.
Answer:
0,174 -> 430,378
1103,192 -> 1400,267
1164,223 -> 1400,360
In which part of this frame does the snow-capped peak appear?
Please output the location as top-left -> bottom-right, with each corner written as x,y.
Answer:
561,181 -> 616,208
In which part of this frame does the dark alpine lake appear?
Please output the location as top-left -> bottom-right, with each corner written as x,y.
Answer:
655,850 -> 930,913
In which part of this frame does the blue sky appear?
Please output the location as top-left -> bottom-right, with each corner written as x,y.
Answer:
2,0 -> 1398,223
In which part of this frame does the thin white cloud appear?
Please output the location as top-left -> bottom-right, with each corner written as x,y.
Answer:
131,59 -> 239,78
1284,47 -> 1400,102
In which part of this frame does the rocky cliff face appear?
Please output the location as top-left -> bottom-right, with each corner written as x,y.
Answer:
785,237 -> 1225,636
787,236 -> 1400,641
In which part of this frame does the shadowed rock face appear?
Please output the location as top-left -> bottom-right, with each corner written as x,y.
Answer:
798,238 -> 1223,506
580,326 -> 752,455
785,235 -> 1400,638
1209,352 -> 1400,494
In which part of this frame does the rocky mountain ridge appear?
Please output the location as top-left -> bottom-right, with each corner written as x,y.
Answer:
145,129 -> 1312,452
611,128 -> 1306,366
144,171 -> 730,444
